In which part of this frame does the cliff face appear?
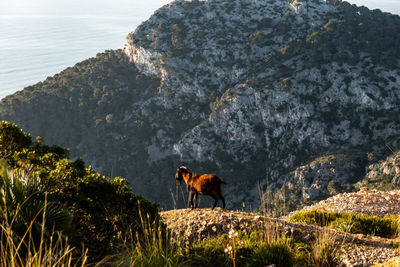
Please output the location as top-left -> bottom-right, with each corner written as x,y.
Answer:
123,0 -> 400,205
124,0 -> 342,117
1,0 -> 400,209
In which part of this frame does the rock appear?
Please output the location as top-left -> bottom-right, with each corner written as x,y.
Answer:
293,189 -> 400,218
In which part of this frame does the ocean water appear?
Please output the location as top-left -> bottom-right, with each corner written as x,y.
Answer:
0,0 -> 170,99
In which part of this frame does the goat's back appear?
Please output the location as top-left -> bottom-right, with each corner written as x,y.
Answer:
191,174 -> 225,194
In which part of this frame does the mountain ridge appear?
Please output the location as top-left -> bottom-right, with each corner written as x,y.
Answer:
1,0 -> 400,210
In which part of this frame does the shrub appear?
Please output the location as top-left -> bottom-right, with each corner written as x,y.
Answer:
290,210 -> 398,237
360,174 -> 397,191
246,237 -> 294,267
184,237 -> 229,266
0,121 -> 32,161
279,78 -> 292,91
0,162 -> 86,266
0,121 -> 159,261
327,180 -> 343,195
0,162 -> 72,241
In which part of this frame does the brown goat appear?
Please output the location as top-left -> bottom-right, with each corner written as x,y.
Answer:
175,166 -> 226,210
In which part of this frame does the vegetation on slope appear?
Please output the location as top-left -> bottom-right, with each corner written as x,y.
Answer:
0,121 -> 392,266
270,1 -> 400,71
0,50 -> 161,180
0,121 -> 158,262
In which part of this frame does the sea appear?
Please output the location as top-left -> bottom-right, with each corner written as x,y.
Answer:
0,0 -> 399,100
0,0 -> 170,99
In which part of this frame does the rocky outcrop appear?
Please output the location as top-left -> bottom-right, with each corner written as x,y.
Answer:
285,153 -> 365,200
296,188 -> 400,218
366,151 -> 400,184
124,0 -> 340,104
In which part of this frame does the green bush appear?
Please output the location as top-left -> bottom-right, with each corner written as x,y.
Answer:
185,239 -> 229,266
360,174 -> 397,191
289,210 -> 398,237
246,238 -> 294,267
0,121 -> 32,161
0,121 -> 159,261
0,162 -> 72,247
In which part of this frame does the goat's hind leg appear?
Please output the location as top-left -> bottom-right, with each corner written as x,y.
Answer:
211,195 -> 218,210
189,192 -> 195,210
217,190 -> 226,210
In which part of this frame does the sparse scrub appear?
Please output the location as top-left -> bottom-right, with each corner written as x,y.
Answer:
360,174 -> 398,191
290,210 -> 398,238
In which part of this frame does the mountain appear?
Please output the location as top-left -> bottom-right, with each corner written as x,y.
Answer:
1,0 -> 400,210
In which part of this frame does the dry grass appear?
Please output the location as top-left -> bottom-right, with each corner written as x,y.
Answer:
121,206 -> 184,267
305,229 -> 342,267
0,197 -> 87,267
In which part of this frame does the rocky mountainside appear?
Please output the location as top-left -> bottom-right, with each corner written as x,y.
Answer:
1,0 -> 400,210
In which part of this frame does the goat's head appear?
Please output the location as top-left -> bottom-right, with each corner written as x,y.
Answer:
175,166 -> 192,185
175,167 -> 183,185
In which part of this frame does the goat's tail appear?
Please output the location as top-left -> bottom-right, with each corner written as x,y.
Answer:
216,175 -> 227,185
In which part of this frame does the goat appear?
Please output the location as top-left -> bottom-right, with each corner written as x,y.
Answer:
175,166 -> 226,210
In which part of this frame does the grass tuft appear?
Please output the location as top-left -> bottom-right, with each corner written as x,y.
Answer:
121,205 -> 185,267
0,200 -> 87,267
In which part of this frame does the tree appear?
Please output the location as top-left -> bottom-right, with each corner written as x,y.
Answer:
0,121 -> 32,160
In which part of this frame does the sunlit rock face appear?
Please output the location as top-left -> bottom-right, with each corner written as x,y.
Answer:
122,0 -> 400,208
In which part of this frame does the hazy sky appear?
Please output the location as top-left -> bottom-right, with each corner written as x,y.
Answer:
0,0 -> 171,18
349,0 -> 400,14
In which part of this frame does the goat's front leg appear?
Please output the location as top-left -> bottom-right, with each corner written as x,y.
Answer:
194,192 -> 198,209
189,191 -> 195,210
